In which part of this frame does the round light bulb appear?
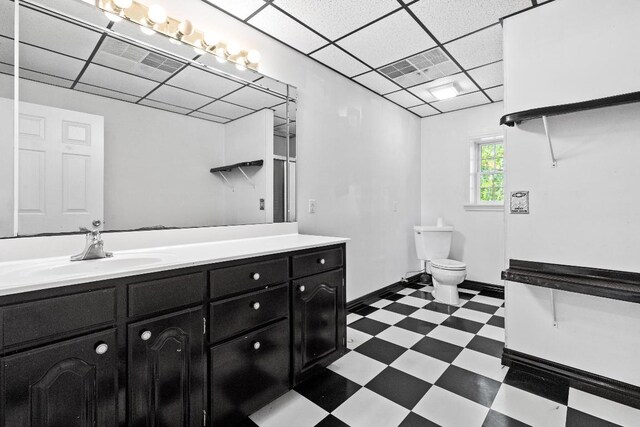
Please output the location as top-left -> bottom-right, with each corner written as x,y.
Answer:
147,4 -> 167,25
177,20 -> 194,37
140,26 -> 156,36
112,0 -> 133,10
225,41 -> 241,56
246,49 -> 261,64
202,33 -> 219,49
104,11 -> 122,22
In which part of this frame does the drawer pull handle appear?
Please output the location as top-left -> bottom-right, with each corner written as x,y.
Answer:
252,301 -> 261,310
253,341 -> 261,350
318,258 -> 326,265
95,343 -> 109,355
140,330 -> 152,341
298,285 -> 306,292
252,272 -> 260,281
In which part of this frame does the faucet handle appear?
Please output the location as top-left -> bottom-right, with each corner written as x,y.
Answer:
92,220 -> 102,228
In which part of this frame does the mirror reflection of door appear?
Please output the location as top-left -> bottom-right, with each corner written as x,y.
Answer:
17,102 -> 104,235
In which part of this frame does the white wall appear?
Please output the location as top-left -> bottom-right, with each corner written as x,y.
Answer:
0,97 -> 14,237
421,102 -> 505,286
2,75 -> 228,231
503,0 -> 640,386
223,109 -> 273,225
503,0 -> 640,113
135,0 -> 423,301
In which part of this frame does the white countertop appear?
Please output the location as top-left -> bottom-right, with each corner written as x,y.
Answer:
0,233 -> 349,297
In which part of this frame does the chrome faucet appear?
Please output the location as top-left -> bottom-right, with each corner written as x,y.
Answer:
71,220 -> 113,261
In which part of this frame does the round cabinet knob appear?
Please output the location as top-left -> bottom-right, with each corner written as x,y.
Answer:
318,258 -> 326,265
298,285 -> 306,292
252,272 -> 260,281
95,343 -> 109,355
252,301 -> 261,310
140,330 -> 152,341
253,341 -> 261,350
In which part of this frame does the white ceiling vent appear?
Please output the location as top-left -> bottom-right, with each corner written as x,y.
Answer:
379,47 -> 459,88
95,37 -> 183,79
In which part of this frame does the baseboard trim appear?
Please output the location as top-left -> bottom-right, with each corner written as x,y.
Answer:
347,273 -> 422,311
502,348 -> 640,410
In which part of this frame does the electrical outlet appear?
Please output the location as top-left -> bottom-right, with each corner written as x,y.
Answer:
308,199 -> 317,214
259,198 -> 265,210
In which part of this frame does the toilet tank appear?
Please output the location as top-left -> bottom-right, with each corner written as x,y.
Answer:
414,225 -> 453,261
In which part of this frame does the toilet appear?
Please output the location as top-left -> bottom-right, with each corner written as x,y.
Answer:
414,224 -> 467,305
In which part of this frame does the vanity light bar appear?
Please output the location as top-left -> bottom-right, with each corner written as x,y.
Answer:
96,0 -> 261,70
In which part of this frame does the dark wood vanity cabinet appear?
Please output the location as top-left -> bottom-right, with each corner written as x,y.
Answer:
0,243 -> 346,427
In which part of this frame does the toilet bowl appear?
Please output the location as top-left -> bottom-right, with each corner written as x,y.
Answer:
430,259 -> 467,305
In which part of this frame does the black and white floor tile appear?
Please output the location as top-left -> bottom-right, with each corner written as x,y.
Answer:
243,284 -> 640,427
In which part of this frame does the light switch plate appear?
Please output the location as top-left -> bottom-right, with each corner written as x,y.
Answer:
510,191 -> 529,214
308,199 -> 317,214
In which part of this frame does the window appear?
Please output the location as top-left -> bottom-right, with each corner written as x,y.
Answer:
467,135 -> 504,209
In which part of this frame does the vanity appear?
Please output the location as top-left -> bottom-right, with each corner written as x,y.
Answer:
0,235 -> 348,426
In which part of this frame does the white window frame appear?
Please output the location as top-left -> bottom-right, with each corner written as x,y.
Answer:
465,133 -> 505,211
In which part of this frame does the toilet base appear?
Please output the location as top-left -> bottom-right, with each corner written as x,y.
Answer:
431,282 -> 460,306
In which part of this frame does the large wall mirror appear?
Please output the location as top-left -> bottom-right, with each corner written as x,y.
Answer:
0,0 -> 297,238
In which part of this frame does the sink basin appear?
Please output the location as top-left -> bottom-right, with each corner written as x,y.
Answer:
6,253 -> 177,280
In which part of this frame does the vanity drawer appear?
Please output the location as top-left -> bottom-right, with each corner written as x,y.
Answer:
1,288 -> 116,348
128,272 -> 204,317
210,319 -> 290,425
291,247 -> 343,278
209,284 -> 288,343
209,258 -> 288,299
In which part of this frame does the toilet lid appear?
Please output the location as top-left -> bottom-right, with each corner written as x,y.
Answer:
431,259 -> 466,271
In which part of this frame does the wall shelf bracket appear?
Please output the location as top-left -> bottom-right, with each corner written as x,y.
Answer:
217,171 -> 234,192
237,167 -> 255,189
542,116 -> 558,168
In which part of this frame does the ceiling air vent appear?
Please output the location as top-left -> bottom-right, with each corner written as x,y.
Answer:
379,47 -> 459,88
96,38 -> 183,77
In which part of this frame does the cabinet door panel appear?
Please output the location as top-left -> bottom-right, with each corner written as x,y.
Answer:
128,307 -> 203,427
292,269 -> 346,385
1,329 -> 117,427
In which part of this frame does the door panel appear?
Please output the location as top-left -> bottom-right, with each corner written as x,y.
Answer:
292,269 -> 346,384
128,307 -> 203,427
1,330 -> 117,427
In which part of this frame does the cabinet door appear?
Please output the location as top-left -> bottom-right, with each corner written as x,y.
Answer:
1,330 -> 117,427
292,269 -> 346,384
128,307 -> 204,427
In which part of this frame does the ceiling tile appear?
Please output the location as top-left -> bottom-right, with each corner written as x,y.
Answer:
467,61 -> 503,88
444,25 -> 502,69
273,0 -> 399,40
147,84 -> 213,110
79,64 -> 158,97
168,66 -> 243,99
410,0 -> 529,43
248,6 -> 327,54
485,86 -> 503,102
189,111 -> 230,123
337,10 -> 437,68
20,7 -> 102,59
0,2 -> 14,38
0,62 -> 14,75
0,36 -> 14,65
408,72 -> 478,103
431,91 -> 489,112
222,85 -> 285,109
311,45 -> 369,77
43,0 -> 110,29
75,82 -> 140,103
203,0 -> 266,20
385,90 -> 423,108
200,100 -> 253,119
139,99 -> 192,115
20,69 -> 72,88
19,43 -> 85,80
409,103 -> 440,117
353,71 -> 400,94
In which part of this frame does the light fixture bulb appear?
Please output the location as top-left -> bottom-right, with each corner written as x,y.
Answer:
214,46 -> 227,62
202,33 -> 219,49
225,41 -> 241,56
177,20 -> 194,37
140,26 -> 156,35
112,0 -> 132,11
104,11 -> 122,22
429,82 -> 461,100
246,49 -> 261,64
147,4 -> 167,25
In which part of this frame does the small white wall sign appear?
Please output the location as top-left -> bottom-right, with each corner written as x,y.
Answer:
510,191 -> 530,214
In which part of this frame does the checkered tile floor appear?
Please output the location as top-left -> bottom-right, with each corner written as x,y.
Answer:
241,284 -> 640,427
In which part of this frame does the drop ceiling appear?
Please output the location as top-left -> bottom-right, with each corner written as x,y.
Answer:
204,0 -> 550,117
0,0 -> 294,131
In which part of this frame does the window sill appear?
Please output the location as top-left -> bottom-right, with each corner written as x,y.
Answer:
464,204 -> 504,212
